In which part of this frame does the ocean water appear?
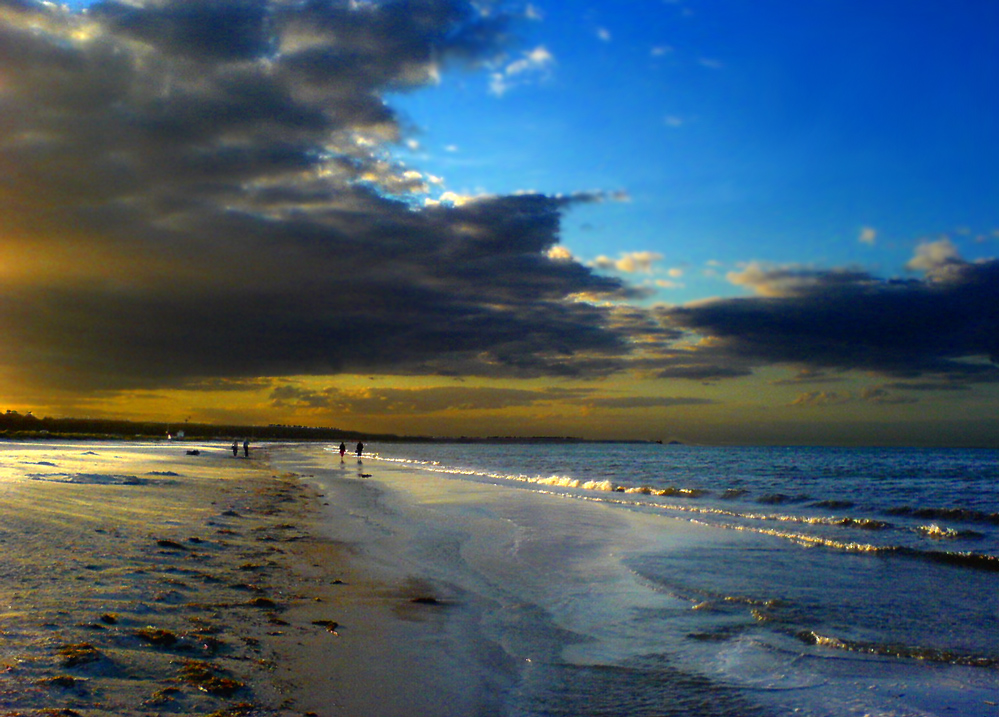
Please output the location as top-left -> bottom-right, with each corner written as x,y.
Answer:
306,443 -> 999,717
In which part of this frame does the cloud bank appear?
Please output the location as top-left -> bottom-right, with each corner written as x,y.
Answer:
661,251 -> 999,384
0,0 -> 641,391
0,0 -> 997,402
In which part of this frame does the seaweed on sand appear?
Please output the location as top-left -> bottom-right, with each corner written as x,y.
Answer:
57,643 -> 101,667
177,659 -> 245,697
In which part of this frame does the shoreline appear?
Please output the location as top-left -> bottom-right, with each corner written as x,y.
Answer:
7,440 -> 992,716
0,439 -> 510,716
0,440 -> 358,716
263,443 -> 518,717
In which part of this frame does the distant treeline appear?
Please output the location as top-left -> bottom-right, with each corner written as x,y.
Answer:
0,410 -> 377,442
0,410 -> 656,444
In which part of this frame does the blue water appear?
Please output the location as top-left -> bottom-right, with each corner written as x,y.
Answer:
314,443 -> 999,716
374,443 -> 999,557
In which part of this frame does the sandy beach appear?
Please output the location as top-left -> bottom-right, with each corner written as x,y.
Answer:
5,440 -> 995,717
0,439 -> 464,717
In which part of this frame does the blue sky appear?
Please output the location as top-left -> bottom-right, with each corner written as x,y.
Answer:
393,0 -> 999,302
2,0 -> 998,444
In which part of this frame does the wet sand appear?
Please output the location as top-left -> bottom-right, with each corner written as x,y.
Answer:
265,444 -> 514,717
0,440 -> 465,717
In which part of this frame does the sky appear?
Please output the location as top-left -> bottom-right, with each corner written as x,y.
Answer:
1,0 -> 997,446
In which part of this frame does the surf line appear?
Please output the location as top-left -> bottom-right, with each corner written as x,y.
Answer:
680,516 -> 999,573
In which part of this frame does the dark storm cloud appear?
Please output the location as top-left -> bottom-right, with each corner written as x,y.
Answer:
269,385 -> 715,415
270,384 -> 591,414
94,0 -> 273,61
3,1 -> 997,398
573,396 -> 715,409
661,258 -> 999,384
0,0 -> 647,391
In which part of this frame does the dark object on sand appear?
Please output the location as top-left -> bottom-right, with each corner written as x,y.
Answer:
58,643 -> 102,667
179,660 -> 245,697
186,449 -> 200,455
134,627 -> 179,646
410,596 -> 444,605
156,539 -> 188,551
311,620 -> 339,633
38,675 -> 81,689
247,596 -> 278,608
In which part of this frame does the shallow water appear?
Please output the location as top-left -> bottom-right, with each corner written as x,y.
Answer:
304,442 -> 999,717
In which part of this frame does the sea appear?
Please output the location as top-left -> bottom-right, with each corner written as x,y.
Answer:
293,442 -> 999,717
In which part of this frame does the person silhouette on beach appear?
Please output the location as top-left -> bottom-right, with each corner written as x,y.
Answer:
243,439 -> 249,458
339,442 -> 346,461
355,441 -> 364,458
232,440 -> 238,457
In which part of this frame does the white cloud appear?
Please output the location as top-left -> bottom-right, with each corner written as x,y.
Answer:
424,190 -> 485,207
905,238 -> 961,273
592,251 -> 664,274
490,45 -> 554,96
859,226 -> 877,244
547,245 -> 575,261
596,27 -> 611,42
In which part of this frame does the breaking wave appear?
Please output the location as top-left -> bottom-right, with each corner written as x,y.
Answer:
796,630 -> 998,668
369,449 -> 999,572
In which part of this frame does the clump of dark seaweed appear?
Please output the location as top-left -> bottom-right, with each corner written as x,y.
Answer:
37,675 -> 84,689
58,643 -> 102,667
156,539 -> 189,551
311,620 -> 339,633
142,685 -> 183,708
134,627 -> 179,647
246,597 -> 278,609
178,660 -> 245,697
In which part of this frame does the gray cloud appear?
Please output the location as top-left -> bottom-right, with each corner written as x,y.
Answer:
270,384 -> 590,414
2,0 -> 997,400
0,0 -> 650,391
661,258 -> 999,384
269,383 -> 713,416
573,396 -> 715,409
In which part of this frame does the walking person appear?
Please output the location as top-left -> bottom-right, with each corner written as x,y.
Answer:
339,442 -> 346,461
243,439 -> 249,458
355,441 -> 364,458
232,440 -> 238,457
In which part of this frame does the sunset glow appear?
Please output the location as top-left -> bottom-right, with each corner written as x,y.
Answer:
1,0 -> 997,445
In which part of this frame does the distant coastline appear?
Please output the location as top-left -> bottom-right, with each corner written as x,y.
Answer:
0,410 -> 660,445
